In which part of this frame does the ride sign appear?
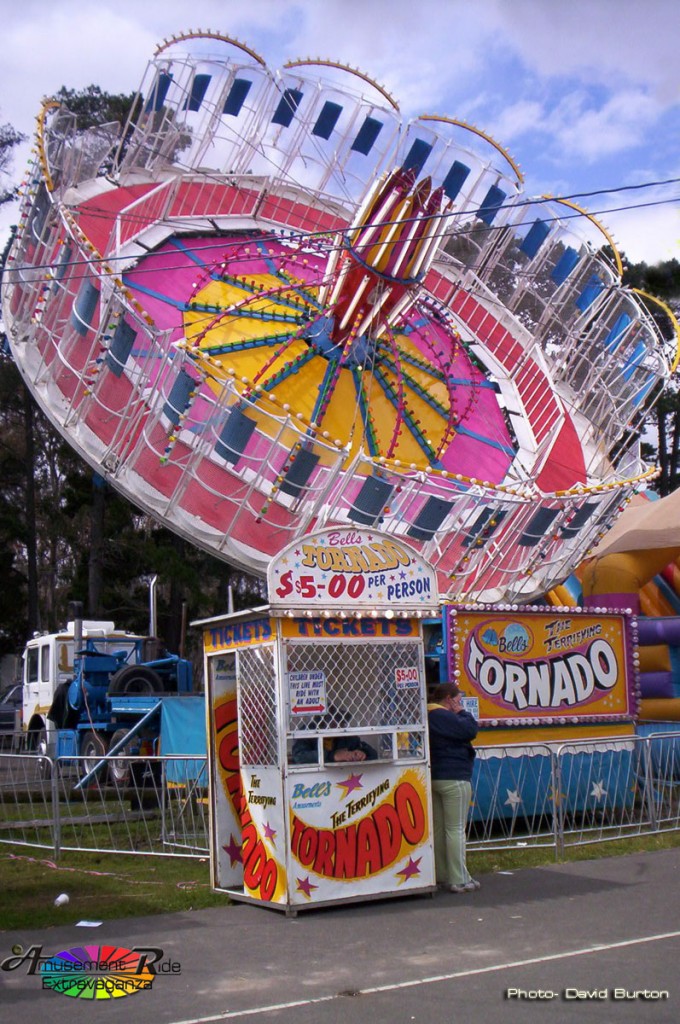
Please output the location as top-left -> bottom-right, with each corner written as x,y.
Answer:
447,606 -> 637,727
268,529 -> 439,612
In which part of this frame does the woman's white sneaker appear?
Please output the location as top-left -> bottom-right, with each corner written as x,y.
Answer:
447,880 -> 479,893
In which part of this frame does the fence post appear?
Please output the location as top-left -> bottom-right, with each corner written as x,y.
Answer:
552,746 -> 564,861
642,736 -> 658,833
161,756 -> 167,847
51,758 -> 61,860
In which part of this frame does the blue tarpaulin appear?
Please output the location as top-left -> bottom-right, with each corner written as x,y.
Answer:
160,696 -> 207,783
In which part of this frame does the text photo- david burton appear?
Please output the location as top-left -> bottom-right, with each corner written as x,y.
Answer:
505,987 -> 669,1001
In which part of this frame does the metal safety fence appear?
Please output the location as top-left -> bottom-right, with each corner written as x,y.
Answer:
0,751 -> 209,858
468,732 -> 680,856
1,733 -> 679,860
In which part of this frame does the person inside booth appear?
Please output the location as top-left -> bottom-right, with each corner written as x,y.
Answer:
290,705 -> 378,765
291,733 -> 378,764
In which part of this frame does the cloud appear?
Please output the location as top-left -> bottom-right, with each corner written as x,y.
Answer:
497,0 -> 680,103
0,6 -> 156,130
599,189 -> 680,264
0,0 -> 678,266
270,0 -> 495,113
548,88 -> 662,163
487,99 -> 546,144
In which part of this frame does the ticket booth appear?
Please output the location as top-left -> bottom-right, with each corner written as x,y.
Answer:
199,528 -> 440,912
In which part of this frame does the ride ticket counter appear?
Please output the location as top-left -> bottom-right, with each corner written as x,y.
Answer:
197,528 -> 440,912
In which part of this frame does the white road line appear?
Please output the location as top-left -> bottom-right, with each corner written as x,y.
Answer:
168,929 -> 680,1023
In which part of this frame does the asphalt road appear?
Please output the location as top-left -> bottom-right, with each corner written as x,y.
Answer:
1,848 -> 678,1024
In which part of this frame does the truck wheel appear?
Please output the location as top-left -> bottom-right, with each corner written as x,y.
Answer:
108,666 -> 164,695
108,728 -> 134,787
28,725 -> 51,780
81,731 -> 109,783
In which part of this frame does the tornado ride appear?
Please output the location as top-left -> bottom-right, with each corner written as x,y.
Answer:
3,31 -> 678,602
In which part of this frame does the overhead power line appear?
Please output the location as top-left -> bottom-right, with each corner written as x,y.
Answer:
4,172 -> 680,270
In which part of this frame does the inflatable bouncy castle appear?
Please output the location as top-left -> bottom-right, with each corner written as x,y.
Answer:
541,489 -> 680,725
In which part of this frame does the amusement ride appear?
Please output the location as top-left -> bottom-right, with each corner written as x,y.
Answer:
3,30 -> 678,603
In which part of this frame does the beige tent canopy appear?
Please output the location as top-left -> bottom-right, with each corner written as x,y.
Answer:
589,489 -> 680,559
582,489 -> 680,611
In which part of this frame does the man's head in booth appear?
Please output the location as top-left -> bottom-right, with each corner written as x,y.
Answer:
290,703 -> 378,764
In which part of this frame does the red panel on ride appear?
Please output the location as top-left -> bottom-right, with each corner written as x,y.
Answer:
82,371 -> 144,447
74,183 -> 162,253
257,194 -> 347,234
536,416 -> 586,490
168,180 -> 260,220
131,424 -> 188,497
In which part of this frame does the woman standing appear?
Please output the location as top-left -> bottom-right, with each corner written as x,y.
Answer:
427,682 -> 479,893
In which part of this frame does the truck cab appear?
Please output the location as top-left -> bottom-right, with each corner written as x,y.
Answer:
22,621 -> 145,754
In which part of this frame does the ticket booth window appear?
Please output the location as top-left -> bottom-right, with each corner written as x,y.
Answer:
284,638 -> 425,766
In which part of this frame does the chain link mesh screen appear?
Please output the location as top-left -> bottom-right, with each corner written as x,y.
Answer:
284,639 -> 424,738
238,646 -> 278,767
235,638 -> 426,768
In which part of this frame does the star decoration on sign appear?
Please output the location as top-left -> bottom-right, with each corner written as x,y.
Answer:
296,876 -> 319,898
262,821 -> 277,843
505,789 -> 522,809
336,773 -> 364,798
397,856 -> 422,883
223,834 -> 242,866
591,780 -> 607,801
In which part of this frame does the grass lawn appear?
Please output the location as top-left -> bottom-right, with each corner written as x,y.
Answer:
1,830 -> 679,932
0,847 -> 228,931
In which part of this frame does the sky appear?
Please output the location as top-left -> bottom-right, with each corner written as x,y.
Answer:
0,0 -> 679,265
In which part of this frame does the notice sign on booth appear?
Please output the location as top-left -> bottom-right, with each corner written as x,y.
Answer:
395,666 -> 420,690
289,670 -> 327,715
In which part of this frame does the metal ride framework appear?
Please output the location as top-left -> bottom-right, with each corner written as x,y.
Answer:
3,31 -> 679,602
